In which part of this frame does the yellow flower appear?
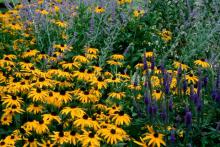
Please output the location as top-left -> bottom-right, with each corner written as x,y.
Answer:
106,60 -> 123,66
61,106 -> 86,119
145,51 -> 154,58
194,59 -> 210,68
79,130 -> 101,147
133,137 -> 148,147
73,55 -> 89,63
173,61 -> 189,71
54,20 -> 68,28
108,92 -> 126,100
95,6 -> 105,14
185,73 -> 198,84
50,131 -> 69,145
152,90 -> 163,100
111,54 -> 124,60
112,111 -> 131,126
159,29 -> 172,42
143,126 -> 166,147
26,103 -> 44,114
85,47 -> 99,54
134,10 -> 145,17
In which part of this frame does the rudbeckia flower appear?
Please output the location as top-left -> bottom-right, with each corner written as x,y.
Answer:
79,130 -> 101,147
50,131 -> 69,144
185,73 -> 198,84
112,111 -> 131,126
173,61 -> 189,71
95,6 -> 105,14
143,126 -> 166,147
61,106 -> 86,119
194,59 -> 210,68
152,90 -> 163,100
74,114 -> 93,128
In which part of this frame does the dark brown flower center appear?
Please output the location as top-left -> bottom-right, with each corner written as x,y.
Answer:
154,133 -> 159,138
39,120 -> 44,124
39,77 -> 45,82
60,90 -> 66,95
21,81 -> 25,85
156,90 -> 160,93
12,95 -> 17,100
119,111 -> 124,116
83,114 -> 88,119
110,129 -> 116,134
59,131 -> 64,137
88,133 -> 95,138
12,105 -> 17,109
49,92 -> 53,96
70,130 -> 76,136
28,136 -> 34,142
36,88 -> 41,93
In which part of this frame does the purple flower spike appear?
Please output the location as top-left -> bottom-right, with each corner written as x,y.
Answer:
184,111 -> 192,127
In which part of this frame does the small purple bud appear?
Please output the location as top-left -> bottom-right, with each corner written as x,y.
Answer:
161,63 -> 165,74
170,132 -> 176,143
143,52 -> 148,71
184,111 -> 192,127
151,56 -> 155,70
152,105 -> 158,115
203,76 -> 208,87
177,65 -> 182,77
197,80 -> 202,96
196,100 -> 202,112
183,79 -> 187,93
169,98 -> 173,111
211,90 -> 220,103
144,94 -> 150,105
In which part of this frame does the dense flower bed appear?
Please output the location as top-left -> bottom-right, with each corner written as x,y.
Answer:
0,0 -> 220,146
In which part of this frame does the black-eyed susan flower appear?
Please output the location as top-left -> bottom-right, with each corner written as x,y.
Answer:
173,61 -> 189,71
159,29 -> 172,42
108,92 -> 126,100
42,113 -> 61,125
133,137 -> 148,147
37,140 -> 55,147
66,130 -> 80,145
194,59 -> 210,68
2,95 -> 23,108
26,103 -> 44,114
54,20 -> 68,28
50,131 -> 69,145
95,6 -> 105,14
35,120 -> 49,134
73,55 -> 89,63
28,88 -> 48,102
1,113 -> 13,126
79,130 -> 101,147
90,76 -> 107,89
112,111 -> 131,126
152,90 -> 163,100
185,73 -> 198,84
23,136 -> 38,147
76,90 -> 98,103
106,60 -> 123,67
133,10 -> 145,17
74,114 -> 92,128
143,126 -> 166,147
111,54 -> 125,61
61,106 -> 85,119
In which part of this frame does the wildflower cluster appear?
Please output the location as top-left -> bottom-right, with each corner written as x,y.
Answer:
0,0 -> 219,147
